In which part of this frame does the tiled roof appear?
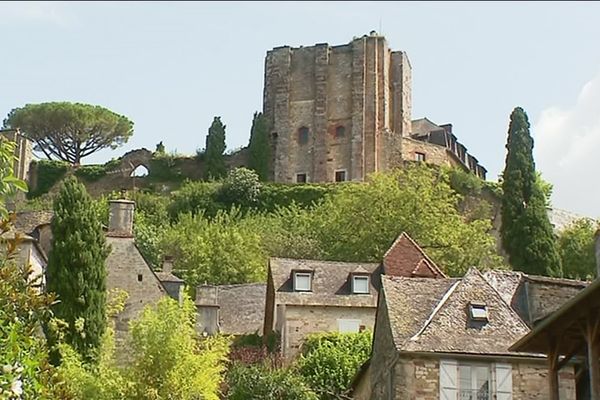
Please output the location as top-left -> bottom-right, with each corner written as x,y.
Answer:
155,271 -> 184,283
382,268 -> 533,356
382,232 -> 446,278
270,257 -> 381,308
12,211 -> 53,234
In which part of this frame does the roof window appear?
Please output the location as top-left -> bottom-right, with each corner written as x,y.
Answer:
469,302 -> 488,322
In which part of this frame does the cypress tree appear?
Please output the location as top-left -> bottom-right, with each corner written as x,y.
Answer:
46,176 -> 110,364
247,112 -> 271,181
204,116 -> 227,180
500,107 -> 562,276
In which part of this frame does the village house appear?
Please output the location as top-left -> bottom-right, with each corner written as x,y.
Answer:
352,268 -> 582,400
263,232 -> 446,359
195,283 -> 266,336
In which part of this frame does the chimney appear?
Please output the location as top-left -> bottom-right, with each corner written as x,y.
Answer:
108,199 -> 135,237
595,229 -> 600,279
162,255 -> 174,274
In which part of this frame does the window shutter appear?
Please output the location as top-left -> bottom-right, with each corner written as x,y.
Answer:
495,363 -> 513,400
439,359 -> 458,400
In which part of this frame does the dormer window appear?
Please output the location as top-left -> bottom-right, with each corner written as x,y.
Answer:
352,275 -> 370,294
469,302 -> 488,322
293,271 -> 313,292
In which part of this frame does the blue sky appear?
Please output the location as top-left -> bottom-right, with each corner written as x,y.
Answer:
2,2 -> 600,216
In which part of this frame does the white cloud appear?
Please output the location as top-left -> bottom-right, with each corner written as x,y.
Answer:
533,70 -> 600,218
0,2 -> 76,28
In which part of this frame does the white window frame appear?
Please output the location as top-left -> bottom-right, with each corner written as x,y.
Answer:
352,275 -> 370,294
337,319 -> 361,333
439,359 -> 512,400
469,302 -> 489,321
293,272 -> 312,292
334,169 -> 347,182
458,362 -> 491,399
415,152 -> 426,162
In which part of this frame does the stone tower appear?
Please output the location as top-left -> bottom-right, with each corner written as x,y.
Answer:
263,32 -> 412,183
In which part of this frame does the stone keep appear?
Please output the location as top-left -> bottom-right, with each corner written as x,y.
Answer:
263,32 -> 412,183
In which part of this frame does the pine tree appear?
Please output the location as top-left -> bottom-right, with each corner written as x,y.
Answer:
500,107 -> 562,276
247,112 -> 271,181
204,116 -> 227,180
46,176 -> 110,364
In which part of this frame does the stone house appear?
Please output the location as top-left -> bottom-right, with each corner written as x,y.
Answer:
354,268 -> 578,400
263,232 -> 446,360
195,283 -> 266,336
154,255 -> 184,301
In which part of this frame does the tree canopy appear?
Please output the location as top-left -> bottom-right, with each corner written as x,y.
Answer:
204,116 -> 227,180
500,107 -> 562,276
247,112 -> 271,181
46,176 -> 111,364
3,102 -> 133,165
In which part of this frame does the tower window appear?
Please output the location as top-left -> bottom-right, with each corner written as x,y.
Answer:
415,152 -> 426,162
335,126 -> 346,138
335,170 -> 347,182
296,173 -> 307,183
298,127 -> 310,145
137,274 -> 143,282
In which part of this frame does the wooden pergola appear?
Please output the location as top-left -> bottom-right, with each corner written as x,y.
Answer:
510,277 -> 600,400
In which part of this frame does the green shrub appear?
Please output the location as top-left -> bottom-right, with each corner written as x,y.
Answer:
28,160 -> 69,198
257,183 -> 336,212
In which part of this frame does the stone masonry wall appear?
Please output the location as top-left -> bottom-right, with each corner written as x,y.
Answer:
372,356 -> 576,400
401,137 -> 463,169
264,33 -> 412,183
281,305 -> 376,359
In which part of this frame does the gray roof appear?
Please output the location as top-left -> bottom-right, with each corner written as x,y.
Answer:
12,211 -> 53,234
196,283 -> 266,335
155,271 -> 184,283
270,257 -> 381,308
382,268 -> 532,357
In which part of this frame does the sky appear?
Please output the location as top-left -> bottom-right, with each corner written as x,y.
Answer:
2,1 -> 600,217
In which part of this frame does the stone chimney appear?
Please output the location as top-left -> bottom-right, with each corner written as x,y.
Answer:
595,229 -> 600,278
108,199 -> 135,237
162,255 -> 174,274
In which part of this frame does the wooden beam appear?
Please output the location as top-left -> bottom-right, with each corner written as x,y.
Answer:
548,337 -> 560,400
557,344 -> 585,370
586,315 -> 600,400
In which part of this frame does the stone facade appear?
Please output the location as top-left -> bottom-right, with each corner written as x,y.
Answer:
263,32 -> 412,183
263,33 -> 487,183
278,304 -> 376,359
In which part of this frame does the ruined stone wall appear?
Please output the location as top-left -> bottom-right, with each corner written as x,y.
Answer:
400,137 -> 463,170
280,304 -> 376,359
264,34 -> 412,183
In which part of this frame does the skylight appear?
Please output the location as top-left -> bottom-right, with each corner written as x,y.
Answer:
469,303 -> 488,322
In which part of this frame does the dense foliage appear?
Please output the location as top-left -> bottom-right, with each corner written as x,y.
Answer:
217,167 -> 262,209
226,363 -> 318,400
296,331 -> 372,399
500,107 -> 562,276
204,117 -> 227,180
46,176 -> 111,364
28,160 -> 69,199
247,112 -> 271,181
4,102 -> 134,164
558,218 -> 599,280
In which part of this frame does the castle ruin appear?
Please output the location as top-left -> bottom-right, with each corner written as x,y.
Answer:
263,32 -> 487,183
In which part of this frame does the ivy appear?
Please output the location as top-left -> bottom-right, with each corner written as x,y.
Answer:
28,160 -> 69,199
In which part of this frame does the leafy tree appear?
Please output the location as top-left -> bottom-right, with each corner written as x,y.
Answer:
4,102 -> 133,165
167,180 -> 223,220
308,165 -> 502,276
128,295 -> 229,400
247,112 -> 271,181
204,116 -> 227,180
296,331 -> 372,400
227,362 -> 318,400
46,176 -> 111,364
160,209 -> 267,286
217,167 -> 262,209
558,218 -> 599,280
500,107 -> 562,276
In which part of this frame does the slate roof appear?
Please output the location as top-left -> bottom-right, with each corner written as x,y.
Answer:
483,270 -> 588,326
270,257 -> 381,308
12,211 -> 53,234
155,270 -> 184,283
382,268 -> 533,357
196,283 -> 267,335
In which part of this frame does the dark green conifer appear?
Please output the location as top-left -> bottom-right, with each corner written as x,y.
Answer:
247,112 -> 271,181
500,107 -> 562,276
46,176 -> 110,364
204,117 -> 227,180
